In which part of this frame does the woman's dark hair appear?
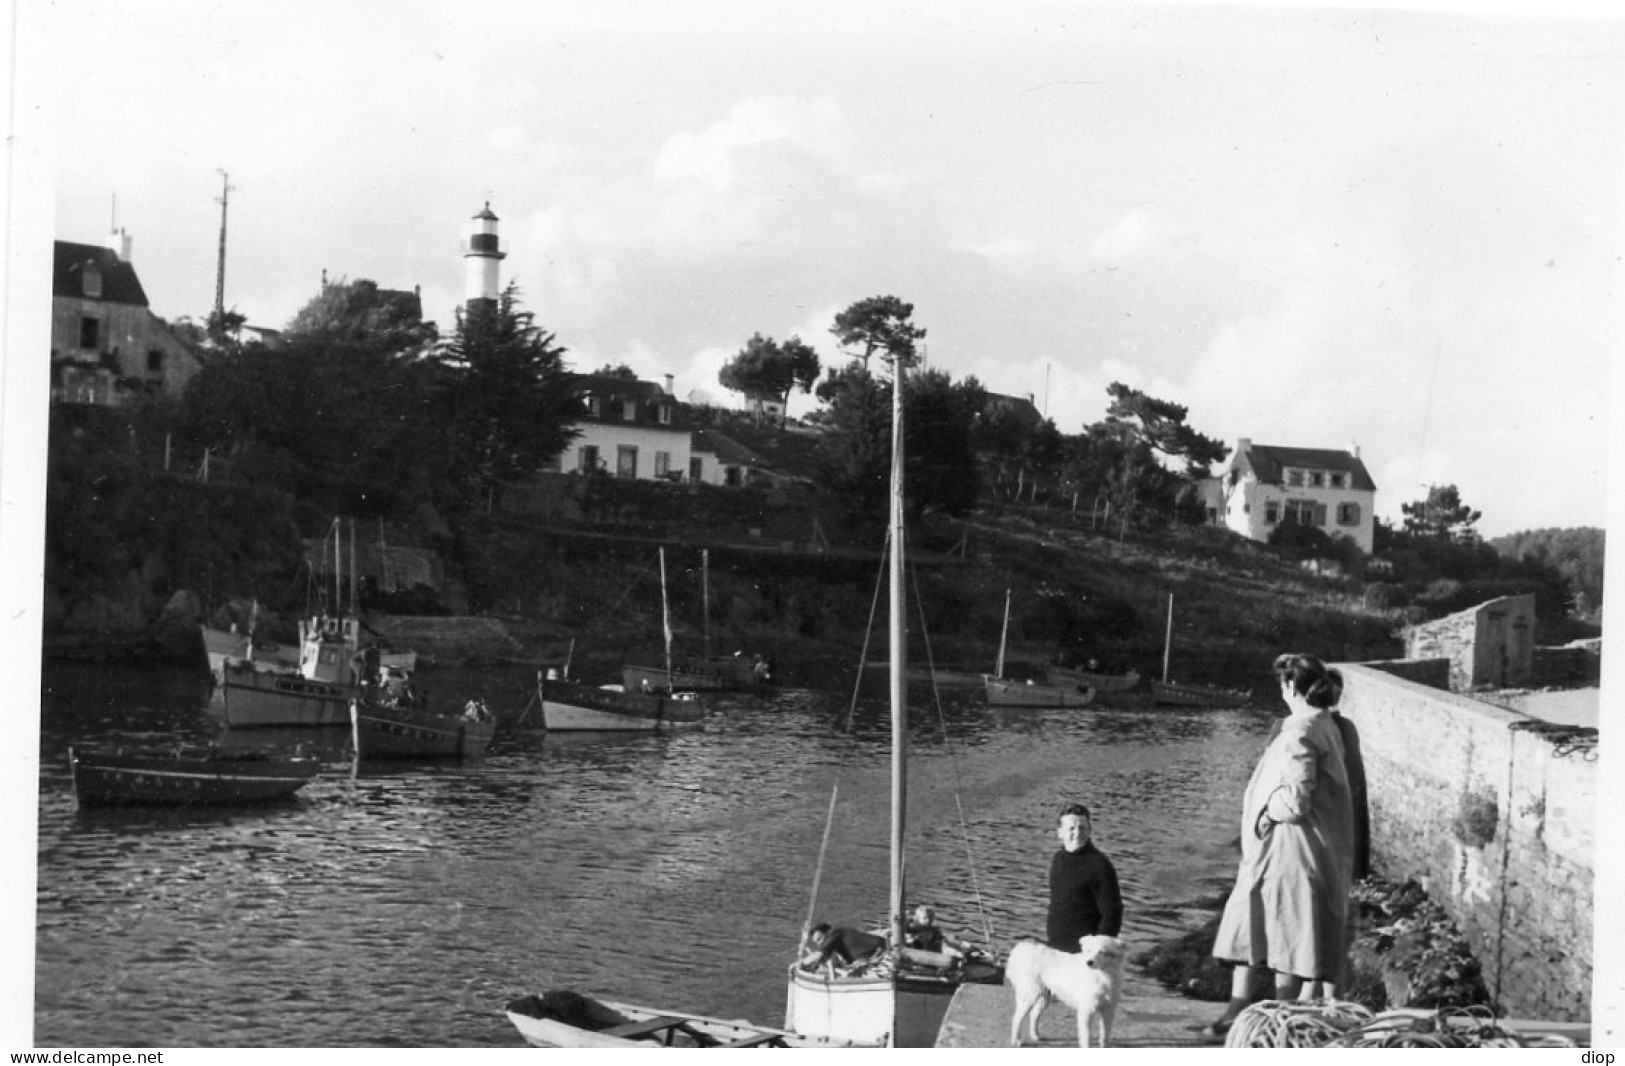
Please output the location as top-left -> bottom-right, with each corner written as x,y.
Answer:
1273,653 -> 1343,709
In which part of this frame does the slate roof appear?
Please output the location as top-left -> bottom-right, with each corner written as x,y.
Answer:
983,391 -> 1044,428
1235,443 -> 1377,492
567,372 -> 693,431
53,241 -> 149,306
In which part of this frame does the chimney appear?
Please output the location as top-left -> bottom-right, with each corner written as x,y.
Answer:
664,374 -> 675,395
106,227 -> 132,262
1349,440 -> 1361,459
1236,437 -> 1252,454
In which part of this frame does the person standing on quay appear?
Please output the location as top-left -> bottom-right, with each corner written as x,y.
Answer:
1047,802 -> 1123,951
1204,653 -> 1355,1039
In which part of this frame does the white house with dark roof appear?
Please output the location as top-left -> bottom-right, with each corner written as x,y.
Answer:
548,372 -> 694,481
1201,438 -> 1378,553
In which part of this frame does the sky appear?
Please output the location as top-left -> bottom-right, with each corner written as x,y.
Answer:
24,0 -> 1622,540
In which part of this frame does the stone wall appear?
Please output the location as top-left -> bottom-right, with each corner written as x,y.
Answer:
1336,663 -> 1594,1022
1402,594 -> 1535,691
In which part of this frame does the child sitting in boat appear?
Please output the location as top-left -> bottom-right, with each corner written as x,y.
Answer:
799,923 -> 886,975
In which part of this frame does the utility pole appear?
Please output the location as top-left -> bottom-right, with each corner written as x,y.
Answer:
214,170 -> 235,322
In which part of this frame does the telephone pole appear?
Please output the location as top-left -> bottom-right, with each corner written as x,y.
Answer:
214,170 -> 235,322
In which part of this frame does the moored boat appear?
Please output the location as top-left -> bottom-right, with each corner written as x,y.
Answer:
539,674 -> 705,732
621,654 -> 769,694
350,691 -> 496,759
504,992 -> 878,1048
983,674 -> 1095,708
213,613 -> 366,728
69,741 -> 322,807
1150,680 -> 1252,708
1045,664 -> 1141,693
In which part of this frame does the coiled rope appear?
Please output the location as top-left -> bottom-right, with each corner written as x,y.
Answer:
1225,1000 -> 1580,1048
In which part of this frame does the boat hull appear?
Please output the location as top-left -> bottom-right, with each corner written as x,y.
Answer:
622,656 -> 766,693
1045,665 -> 1141,693
69,745 -> 322,807
505,992 -> 874,1048
784,964 -> 962,1047
215,661 -> 356,728
1150,681 -> 1252,707
353,701 -> 496,759
983,675 -> 1095,708
541,678 -> 706,731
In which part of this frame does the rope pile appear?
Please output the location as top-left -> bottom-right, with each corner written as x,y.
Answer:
1224,1000 -> 1580,1048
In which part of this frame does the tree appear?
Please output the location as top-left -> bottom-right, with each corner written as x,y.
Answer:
1103,382 -> 1226,476
1401,484 -> 1482,542
718,333 -> 822,425
592,363 -> 639,380
428,284 -> 579,512
283,277 -> 437,353
830,295 -> 926,372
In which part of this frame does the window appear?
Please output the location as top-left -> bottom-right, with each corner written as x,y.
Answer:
1330,473 -> 1345,489
79,317 -> 100,350
616,444 -> 638,477
1284,499 -> 1321,526
147,350 -> 164,373
1310,471 -> 1325,488
1337,502 -> 1362,526
689,456 -> 704,482
1286,469 -> 1304,487
655,451 -> 671,478
587,396 -> 601,418
658,404 -> 672,426
81,264 -> 102,299
579,445 -> 600,473
1265,502 -> 1279,525
724,465 -> 744,487
622,399 -> 637,422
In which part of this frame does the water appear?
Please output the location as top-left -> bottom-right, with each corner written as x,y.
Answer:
34,660 -> 1277,1047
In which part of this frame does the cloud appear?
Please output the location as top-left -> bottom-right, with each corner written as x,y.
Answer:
655,96 -> 845,192
1089,208 -> 1167,262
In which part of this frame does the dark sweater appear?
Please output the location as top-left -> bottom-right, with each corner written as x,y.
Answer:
1047,841 -> 1123,950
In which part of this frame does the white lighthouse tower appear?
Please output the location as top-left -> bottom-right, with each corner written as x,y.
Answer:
462,202 -> 506,311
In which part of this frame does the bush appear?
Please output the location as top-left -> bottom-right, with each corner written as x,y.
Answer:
1363,582 -> 1408,611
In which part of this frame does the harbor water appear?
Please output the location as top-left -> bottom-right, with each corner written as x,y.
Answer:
34,660 -> 1277,1047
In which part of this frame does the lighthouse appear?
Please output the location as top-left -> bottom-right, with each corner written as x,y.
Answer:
462,202 -> 506,311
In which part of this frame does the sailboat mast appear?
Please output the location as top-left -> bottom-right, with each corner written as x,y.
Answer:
332,519 -> 341,617
660,547 -> 673,689
996,587 -> 1010,680
888,359 -> 907,951
1162,592 -> 1174,684
349,518 -> 358,618
702,549 -> 711,660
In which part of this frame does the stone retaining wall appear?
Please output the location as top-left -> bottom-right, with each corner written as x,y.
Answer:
1336,663 -> 1594,1022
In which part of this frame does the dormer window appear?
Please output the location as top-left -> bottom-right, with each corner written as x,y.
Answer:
658,404 -> 672,426
1286,470 -> 1304,487
1330,473 -> 1345,489
622,399 -> 637,422
586,395 -> 601,417
81,263 -> 102,299
1310,471 -> 1325,488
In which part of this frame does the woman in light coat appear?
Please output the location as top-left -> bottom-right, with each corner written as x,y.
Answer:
1204,653 -> 1355,1038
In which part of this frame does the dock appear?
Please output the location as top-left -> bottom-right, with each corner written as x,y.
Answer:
936,971 -> 1217,1048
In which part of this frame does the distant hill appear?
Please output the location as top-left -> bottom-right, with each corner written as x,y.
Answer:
1489,527 -> 1605,617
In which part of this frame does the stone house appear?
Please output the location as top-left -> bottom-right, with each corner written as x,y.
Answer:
1200,438 -> 1378,554
51,233 -> 201,406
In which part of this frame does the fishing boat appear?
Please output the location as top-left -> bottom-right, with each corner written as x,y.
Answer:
1151,593 -> 1252,707
504,992 -> 876,1049
981,588 -> 1094,709
349,686 -> 497,760
785,358 -> 1002,1048
69,741 -> 322,807
538,675 -> 705,731
1045,663 -> 1142,693
620,549 -> 773,692
212,520 -> 414,728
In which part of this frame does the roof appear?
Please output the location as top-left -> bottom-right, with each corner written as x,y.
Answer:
983,391 -> 1044,428
53,241 -> 149,306
1235,442 -> 1377,492
567,372 -> 693,431
691,428 -> 766,466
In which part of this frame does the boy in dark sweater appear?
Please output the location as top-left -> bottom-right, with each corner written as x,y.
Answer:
1047,802 -> 1123,951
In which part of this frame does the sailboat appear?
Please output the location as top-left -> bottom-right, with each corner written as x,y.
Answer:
783,359 -> 1002,1047
539,547 -> 706,731
620,549 -> 773,693
1149,592 -> 1251,707
981,588 -> 1094,709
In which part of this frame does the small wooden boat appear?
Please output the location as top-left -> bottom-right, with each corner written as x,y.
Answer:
504,991 -> 878,1048
350,692 -> 496,759
1045,664 -> 1141,693
1150,680 -> 1252,708
69,742 -> 322,807
539,674 -> 706,732
983,674 -> 1095,708
621,654 -> 769,694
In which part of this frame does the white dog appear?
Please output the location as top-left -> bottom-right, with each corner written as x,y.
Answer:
1007,934 -> 1128,1048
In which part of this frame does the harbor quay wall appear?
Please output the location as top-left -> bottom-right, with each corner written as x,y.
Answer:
1336,663 -> 1594,1023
